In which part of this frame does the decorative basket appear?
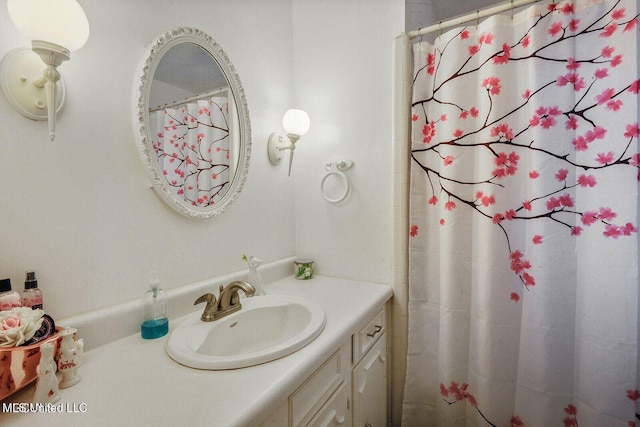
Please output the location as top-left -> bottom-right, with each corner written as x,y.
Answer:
0,327 -> 63,401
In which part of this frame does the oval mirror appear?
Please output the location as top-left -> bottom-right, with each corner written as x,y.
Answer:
133,27 -> 251,218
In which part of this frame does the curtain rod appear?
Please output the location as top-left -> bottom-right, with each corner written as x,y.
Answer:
407,0 -> 544,39
149,86 -> 228,113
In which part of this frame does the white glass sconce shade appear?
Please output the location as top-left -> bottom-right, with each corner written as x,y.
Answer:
282,109 -> 310,137
268,109 -> 310,176
1,0 -> 89,141
8,0 -> 90,52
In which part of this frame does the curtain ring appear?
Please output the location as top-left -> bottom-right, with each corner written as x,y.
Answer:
511,0 -> 515,19
476,10 -> 480,28
321,160 -> 354,204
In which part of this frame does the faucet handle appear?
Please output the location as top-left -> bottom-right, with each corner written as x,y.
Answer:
194,293 -> 215,306
194,293 -> 217,322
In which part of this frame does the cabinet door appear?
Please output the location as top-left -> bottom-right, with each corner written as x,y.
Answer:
352,333 -> 387,427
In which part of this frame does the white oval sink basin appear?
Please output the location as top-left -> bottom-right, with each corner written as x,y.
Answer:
166,294 -> 326,370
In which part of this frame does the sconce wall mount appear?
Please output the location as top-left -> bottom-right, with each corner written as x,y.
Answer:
0,47 -> 66,122
267,133 -> 289,165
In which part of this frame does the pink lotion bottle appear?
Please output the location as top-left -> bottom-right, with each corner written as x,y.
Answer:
21,271 -> 43,310
0,278 -> 21,311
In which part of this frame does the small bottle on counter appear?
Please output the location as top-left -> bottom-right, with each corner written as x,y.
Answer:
0,278 -> 21,311
140,271 -> 169,339
22,271 -> 43,310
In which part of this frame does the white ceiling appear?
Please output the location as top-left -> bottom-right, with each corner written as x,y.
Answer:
431,0 -> 499,21
407,0 -> 500,33
153,42 -> 227,95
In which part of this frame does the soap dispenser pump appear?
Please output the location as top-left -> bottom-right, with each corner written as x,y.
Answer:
140,271 -> 168,339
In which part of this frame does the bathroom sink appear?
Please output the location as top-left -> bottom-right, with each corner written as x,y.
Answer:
166,294 -> 326,370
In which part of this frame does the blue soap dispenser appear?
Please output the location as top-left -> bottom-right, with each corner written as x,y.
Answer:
140,271 -> 168,339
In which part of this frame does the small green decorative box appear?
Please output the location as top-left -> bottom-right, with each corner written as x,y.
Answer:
294,259 -> 314,280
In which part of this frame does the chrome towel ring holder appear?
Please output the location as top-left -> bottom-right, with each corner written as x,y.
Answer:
321,160 -> 354,203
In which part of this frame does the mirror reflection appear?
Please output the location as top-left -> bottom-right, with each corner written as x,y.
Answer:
148,43 -> 239,207
133,27 -> 251,218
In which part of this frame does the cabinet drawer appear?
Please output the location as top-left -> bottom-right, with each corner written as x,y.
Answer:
290,343 -> 348,426
353,308 -> 385,362
308,381 -> 352,427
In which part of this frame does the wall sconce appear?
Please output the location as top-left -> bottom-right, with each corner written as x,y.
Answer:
268,109 -> 310,176
0,0 -> 90,141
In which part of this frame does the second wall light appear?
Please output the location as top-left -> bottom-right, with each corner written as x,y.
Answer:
267,109 -> 310,176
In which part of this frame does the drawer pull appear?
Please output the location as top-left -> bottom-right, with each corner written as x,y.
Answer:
321,409 -> 346,426
366,325 -> 382,338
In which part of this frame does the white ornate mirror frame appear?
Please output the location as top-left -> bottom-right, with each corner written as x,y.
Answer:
132,27 -> 251,218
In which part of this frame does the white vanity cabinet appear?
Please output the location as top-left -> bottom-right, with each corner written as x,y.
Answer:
263,305 -> 387,427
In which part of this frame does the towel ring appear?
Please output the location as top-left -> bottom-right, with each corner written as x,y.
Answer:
321,160 -> 354,203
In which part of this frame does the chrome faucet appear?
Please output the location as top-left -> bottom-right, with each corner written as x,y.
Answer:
194,280 -> 256,322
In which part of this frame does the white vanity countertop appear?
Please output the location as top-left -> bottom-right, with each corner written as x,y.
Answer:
3,275 -> 392,427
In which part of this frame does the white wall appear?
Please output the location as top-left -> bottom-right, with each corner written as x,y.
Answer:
291,4 -> 404,423
292,0 -> 404,284
0,0 -> 297,320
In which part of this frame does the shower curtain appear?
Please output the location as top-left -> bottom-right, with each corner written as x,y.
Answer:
403,1 -> 639,426
149,95 -> 230,207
